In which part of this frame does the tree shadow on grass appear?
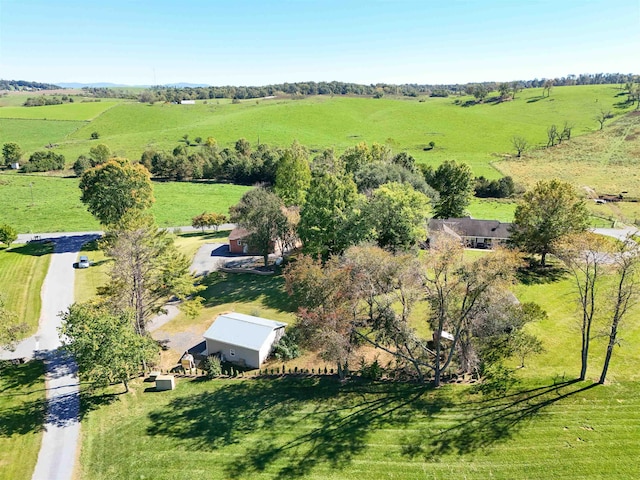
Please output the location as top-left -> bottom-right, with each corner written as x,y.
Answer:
0,361 -> 46,436
0,359 -> 44,393
8,241 -> 54,257
200,272 -> 295,313
516,264 -> 567,285
146,377 -> 447,479
400,379 -> 597,459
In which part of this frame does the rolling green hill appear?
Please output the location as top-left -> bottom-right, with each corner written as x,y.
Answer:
1,85 -> 633,179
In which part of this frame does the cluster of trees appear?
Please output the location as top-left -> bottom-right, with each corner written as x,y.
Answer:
191,212 -> 228,232
63,157 -> 204,391
23,95 -> 74,107
0,79 -> 60,90
22,150 -> 65,172
474,176 -> 515,198
284,241 -> 544,385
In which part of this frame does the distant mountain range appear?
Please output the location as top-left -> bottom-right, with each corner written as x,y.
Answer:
57,82 -> 210,88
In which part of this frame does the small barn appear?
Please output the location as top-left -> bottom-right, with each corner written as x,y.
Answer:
203,312 -> 287,368
228,227 -> 275,255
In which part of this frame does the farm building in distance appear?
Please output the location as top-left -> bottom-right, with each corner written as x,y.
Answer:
203,312 -> 287,368
428,218 -> 512,249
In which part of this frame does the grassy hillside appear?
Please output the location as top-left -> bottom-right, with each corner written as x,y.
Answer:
0,173 -> 249,233
498,111 -> 640,225
1,85 -> 632,178
0,100 -> 121,121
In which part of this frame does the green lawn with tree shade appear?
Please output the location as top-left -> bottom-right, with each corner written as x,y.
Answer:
0,241 -> 52,335
0,361 -> 46,480
73,241 -> 640,479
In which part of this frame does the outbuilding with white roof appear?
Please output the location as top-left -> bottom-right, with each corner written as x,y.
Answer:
202,312 -> 287,368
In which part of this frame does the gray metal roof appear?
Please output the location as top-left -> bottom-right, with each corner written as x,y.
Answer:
203,312 -> 287,351
429,218 -> 512,239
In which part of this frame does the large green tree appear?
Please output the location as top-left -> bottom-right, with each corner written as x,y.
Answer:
364,182 -> 430,252
98,212 -> 200,334
511,179 -> 589,266
2,142 -> 22,166
298,171 -> 365,259
59,302 -> 158,393
229,188 -> 288,267
423,160 -> 474,218
79,158 -> 154,226
274,141 -> 311,206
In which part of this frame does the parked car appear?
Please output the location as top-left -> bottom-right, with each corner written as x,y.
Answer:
78,255 -> 90,268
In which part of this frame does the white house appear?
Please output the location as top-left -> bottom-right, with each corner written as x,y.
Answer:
203,312 -> 287,368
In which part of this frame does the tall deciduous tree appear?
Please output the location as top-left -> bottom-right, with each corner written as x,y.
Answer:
298,171 -> 365,259
423,160 -> 474,218
599,238 -> 639,384
554,232 -> 610,380
423,236 -> 522,386
511,179 -> 589,266
99,212 -> 200,334
364,182 -> 430,252
59,302 -> 158,393
2,142 -> 22,166
229,188 -> 288,267
274,141 -> 311,206
79,158 -> 155,226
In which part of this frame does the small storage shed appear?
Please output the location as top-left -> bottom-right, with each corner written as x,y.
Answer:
203,312 -> 287,368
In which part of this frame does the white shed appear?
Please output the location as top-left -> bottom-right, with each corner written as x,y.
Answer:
203,313 -> 287,368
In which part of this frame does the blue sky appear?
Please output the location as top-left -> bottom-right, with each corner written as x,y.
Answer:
1,0 -> 638,86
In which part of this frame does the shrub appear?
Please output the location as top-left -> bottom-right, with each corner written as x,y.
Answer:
0,224 -> 18,246
359,357 -> 383,380
273,330 -> 301,360
202,356 -> 222,378
73,155 -> 92,176
90,131 -> 100,140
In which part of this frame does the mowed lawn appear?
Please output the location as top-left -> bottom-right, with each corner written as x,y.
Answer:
0,173 -> 249,233
77,375 -> 640,480
0,242 -> 52,335
0,361 -> 46,480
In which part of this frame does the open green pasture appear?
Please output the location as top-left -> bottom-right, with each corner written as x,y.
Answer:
77,374 -> 640,480
0,100 -> 122,121
0,361 -> 45,480
1,85 -> 632,179
0,173 -> 249,233
0,118 -> 85,154
0,242 -> 52,335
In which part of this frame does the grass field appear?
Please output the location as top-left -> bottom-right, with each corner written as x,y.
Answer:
0,173 -> 250,233
77,375 -> 640,480
0,85 -> 633,179
498,111 -> 640,225
0,361 -> 45,480
0,242 -> 52,335
0,100 -> 122,121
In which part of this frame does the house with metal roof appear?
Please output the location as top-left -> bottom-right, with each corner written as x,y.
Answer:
428,218 -> 512,249
203,312 -> 287,368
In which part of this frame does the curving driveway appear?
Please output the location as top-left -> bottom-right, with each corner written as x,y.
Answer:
1,234 -> 99,480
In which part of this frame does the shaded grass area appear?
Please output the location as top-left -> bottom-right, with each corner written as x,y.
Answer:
78,375 -> 640,479
0,242 -> 52,336
0,173 -> 249,233
73,240 -> 111,304
0,361 -> 45,480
